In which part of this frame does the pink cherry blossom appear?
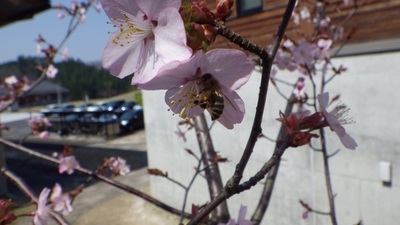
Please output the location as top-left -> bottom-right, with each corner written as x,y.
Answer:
316,39 -> 333,60
108,157 -> 131,175
4,75 -> 18,85
34,188 -> 50,225
45,64 -> 58,79
139,49 -> 254,129
57,13 -> 65,19
218,205 -> 253,225
61,48 -> 69,62
39,131 -> 50,139
100,0 -> 192,84
318,92 -> 358,150
292,40 -> 316,66
50,183 -> 73,216
94,4 -> 102,13
59,155 -> 80,174
28,115 -> 51,135
299,6 -> 310,21
274,50 -> 297,71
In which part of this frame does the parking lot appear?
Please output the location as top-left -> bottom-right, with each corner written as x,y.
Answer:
39,100 -> 144,137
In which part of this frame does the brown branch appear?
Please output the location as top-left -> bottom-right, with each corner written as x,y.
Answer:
186,138 -> 291,225
251,94 -> 296,225
185,0 -> 297,224
211,20 -> 268,59
226,0 -> 297,193
193,114 -> 230,223
0,138 -> 189,218
319,128 -> 338,225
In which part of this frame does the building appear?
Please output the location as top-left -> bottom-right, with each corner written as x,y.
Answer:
0,80 -> 69,109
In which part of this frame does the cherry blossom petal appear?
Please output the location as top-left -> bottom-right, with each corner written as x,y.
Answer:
100,0 -> 140,19
137,0 -> 180,21
102,29 -> 146,78
339,133 -> 358,150
200,49 -> 254,90
218,205 -> 252,225
132,7 -> 192,84
50,183 -> 73,215
237,205 -> 252,225
50,183 -> 62,200
34,188 -> 50,225
216,88 -> 245,129
138,51 -> 202,90
317,92 -> 329,109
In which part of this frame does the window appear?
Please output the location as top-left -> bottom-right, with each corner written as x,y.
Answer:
237,0 -> 263,16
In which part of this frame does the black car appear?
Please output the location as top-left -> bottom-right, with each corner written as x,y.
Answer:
73,103 -> 100,113
114,101 -> 141,115
41,104 -> 75,116
119,109 -> 144,133
101,100 -> 125,112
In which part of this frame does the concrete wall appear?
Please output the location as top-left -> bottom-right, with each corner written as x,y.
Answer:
142,51 -> 400,225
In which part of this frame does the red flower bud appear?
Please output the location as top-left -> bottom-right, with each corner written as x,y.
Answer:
216,0 -> 234,21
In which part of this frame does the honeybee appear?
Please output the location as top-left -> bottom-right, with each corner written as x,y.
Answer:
194,73 -> 232,120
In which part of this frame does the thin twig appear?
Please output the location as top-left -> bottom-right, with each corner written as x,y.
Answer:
318,129 -> 338,225
1,167 -> 69,225
226,0 -> 297,192
251,94 -> 296,225
211,20 -> 268,59
0,138 -> 189,218
193,114 -> 230,223
186,137 -> 291,225
179,152 -> 205,224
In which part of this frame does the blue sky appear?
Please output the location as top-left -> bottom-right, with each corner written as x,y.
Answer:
0,1 -> 110,64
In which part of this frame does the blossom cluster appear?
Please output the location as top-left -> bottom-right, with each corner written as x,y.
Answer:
278,92 -> 357,150
100,0 -> 253,129
0,75 -> 30,111
28,115 -> 52,139
34,183 -> 75,225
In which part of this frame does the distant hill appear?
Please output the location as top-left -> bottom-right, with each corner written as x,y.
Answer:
0,56 -> 134,101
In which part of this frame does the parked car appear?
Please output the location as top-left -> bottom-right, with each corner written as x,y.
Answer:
101,100 -> 125,112
114,101 -> 141,115
41,104 -> 75,115
119,109 -> 144,133
73,103 -> 99,112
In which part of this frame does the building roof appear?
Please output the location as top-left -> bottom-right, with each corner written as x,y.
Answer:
0,0 -> 50,27
0,80 -> 69,96
26,80 -> 70,96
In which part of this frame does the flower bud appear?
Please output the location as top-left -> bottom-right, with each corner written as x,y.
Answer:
216,0 -> 234,21
186,23 -> 216,52
180,0 -> 213,24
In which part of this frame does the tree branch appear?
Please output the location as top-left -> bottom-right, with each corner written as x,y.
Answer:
0,138 -> 189,218
251,94 -> 296,225
193,114 -> 230,223
187,137 -> 291,225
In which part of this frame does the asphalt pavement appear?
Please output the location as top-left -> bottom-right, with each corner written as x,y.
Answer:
2,113 -> 183,225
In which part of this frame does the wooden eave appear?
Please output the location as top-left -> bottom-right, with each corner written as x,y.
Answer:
207,0 -> 400,51
0,0 -> 51,27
